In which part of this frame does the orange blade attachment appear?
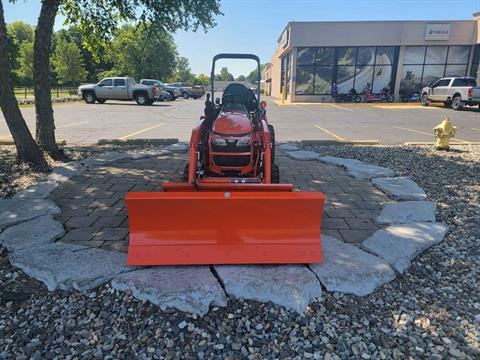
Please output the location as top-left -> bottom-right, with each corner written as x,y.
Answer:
126,191 -> 325,265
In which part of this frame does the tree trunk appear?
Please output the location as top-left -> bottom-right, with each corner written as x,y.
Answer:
0,0 -> 47,168
33,0 -> 64,160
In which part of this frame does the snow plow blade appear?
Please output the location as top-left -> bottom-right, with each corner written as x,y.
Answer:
126,189 -> 325,266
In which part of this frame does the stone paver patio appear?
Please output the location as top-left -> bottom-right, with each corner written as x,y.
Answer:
0,144 -> 448,315
49,151 -> 391,251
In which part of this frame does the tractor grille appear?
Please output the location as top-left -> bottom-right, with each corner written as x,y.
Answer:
213,155 -> 250,167
211,141 -> 250,153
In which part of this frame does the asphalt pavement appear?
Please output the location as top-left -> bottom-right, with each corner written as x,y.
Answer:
0,97 -> 479,145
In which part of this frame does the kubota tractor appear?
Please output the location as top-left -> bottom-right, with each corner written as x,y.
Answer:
126,54 -> 325,266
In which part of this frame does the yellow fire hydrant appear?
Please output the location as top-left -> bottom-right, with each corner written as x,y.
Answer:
433,117 -> 457,150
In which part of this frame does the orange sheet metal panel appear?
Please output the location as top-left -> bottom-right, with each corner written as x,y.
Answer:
126,191 -> 325,266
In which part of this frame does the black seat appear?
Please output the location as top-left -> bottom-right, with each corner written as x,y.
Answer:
222,83 -> 256,111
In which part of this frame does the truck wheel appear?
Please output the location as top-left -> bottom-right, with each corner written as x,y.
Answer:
83,92 -> 96,104
135,92 -> 149,105
268,124 -> 275,164
97,99 -> 106,104
168,92 -> 176,101
451,95 -> 463,111
271,164 -> 280,184
182,92 -> 189,99
421,94 -> 429,106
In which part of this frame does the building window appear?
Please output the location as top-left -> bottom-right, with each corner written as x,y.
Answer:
280,52 -> 292,95
295,46 -> 398,95
470,45 -> 479,78
400,45 -> 471,96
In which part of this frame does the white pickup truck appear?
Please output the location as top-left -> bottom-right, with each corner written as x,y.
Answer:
421,77 -> 480,110
78,77 -> 162,105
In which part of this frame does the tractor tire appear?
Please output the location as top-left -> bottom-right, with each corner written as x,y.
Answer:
271,164 -> 280,184
268,124 -> 275,164
97,99 -> 106,104
451,95 -> 463,111
135,92 -> 149,105
83,91 -> 96,104
182,163 -> 189,182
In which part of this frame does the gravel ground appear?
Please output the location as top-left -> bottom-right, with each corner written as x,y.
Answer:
0,144 -> 479,359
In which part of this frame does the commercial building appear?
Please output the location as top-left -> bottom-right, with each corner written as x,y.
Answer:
269,13 -> 480,102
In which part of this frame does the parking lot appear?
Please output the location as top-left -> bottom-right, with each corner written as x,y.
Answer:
0,98 -> 479,145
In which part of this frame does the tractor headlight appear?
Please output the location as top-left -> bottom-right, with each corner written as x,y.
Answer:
236,137 -> 251,146
213,138 -> 227,146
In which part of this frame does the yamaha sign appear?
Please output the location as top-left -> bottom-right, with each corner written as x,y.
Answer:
425,24 -> 451,40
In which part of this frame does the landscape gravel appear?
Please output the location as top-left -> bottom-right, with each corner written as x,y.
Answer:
0,144 -> 478,359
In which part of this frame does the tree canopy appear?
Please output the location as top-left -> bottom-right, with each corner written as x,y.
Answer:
216,66 -> 234,81
246,64 -> 266,84
100,23 -> 177,81
52,39 -> 87,84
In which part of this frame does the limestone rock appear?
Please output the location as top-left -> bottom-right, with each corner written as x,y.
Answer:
215,265 -> 322,312
346,163 -> 395,180
112,267 -> 227,316
362,222 -> 448,273
10,244 -> 132,291
48,162 -> 86,182
372,177 -> 427,201
0,215 -> 64,252
0,199 -> 60,230
14,181 -> 59,199
377,201 -> 436,224
278,143 -> 300,151
318,156 -> 362,167
286,150 -> 319,161
166,142 -> 189,153
309,236 -> 395,296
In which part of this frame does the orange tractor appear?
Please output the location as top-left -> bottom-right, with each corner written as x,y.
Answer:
126,54 -> 325,266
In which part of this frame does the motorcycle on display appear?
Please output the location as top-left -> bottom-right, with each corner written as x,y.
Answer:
362,86 -> 394,103
334,88 -> 362,103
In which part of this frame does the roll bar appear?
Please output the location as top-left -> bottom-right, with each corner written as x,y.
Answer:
210,53 -> 261,101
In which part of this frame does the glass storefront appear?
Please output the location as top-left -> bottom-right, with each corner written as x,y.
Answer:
399,45 -> 471,96
470,45 -> 480,79
280,52 -> 292,95
295,46 -> 398,95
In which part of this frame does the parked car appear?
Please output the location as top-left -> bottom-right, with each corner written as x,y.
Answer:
140,79 -> 180,101
421,77 -> 480,110
78,77 -> 162,105
167,82 -> 205,99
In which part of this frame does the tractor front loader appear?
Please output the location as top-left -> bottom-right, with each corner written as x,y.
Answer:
126,54 -> 325,266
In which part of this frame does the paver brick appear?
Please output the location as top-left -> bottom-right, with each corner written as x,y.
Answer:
61,228 -> 98,242
92,216 -> 127,229
345,218 -> 379,230
65,216 -> 99,229
93,228 -> 129,241
322,218 -> 350,230
340,229 -> 377,243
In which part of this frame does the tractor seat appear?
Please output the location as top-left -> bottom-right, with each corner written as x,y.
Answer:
222,83 -> 256,111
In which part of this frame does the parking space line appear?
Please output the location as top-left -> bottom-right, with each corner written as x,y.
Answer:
471,128 -> 480,132
119,122 -> 166,140
393,126 -> 471,143
57,121 -> 88,129
330,104 -> 354,112
313,124 -> 348,142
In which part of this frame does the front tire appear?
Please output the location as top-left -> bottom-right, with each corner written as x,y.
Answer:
421,94 -> 429,106
268,124 -> 275,164
271,164 -> 280,184
135,92 -> 149,105
182,92 -> 189,99
451,95 -> 463,111
83,92 -> 96,104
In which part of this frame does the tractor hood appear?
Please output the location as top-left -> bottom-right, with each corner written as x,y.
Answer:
213,111 -> 252,136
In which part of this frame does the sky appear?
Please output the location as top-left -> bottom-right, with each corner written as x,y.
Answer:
3,0 -> 479,77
